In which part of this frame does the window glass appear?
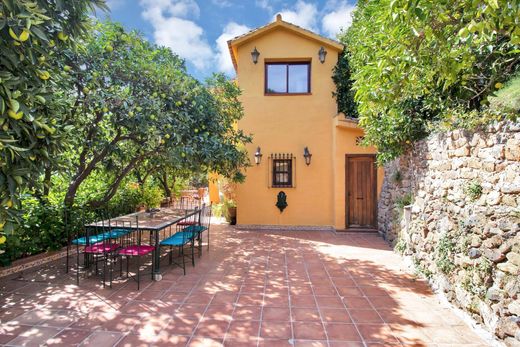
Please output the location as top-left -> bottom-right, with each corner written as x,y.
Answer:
273,159 -> 292,187
266,64 -> 287,93
266,63 -> 310,94
288,64 -> 309,93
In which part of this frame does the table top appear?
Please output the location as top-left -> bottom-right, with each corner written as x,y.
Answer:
86,208 -> 197,231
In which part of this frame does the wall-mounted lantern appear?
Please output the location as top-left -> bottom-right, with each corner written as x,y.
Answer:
251,47 -> 260,64
303,147 -> 312,166
318,46 -> 327,64
254,146 -> 263,165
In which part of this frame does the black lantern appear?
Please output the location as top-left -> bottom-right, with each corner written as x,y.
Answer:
318,46 -> 327,64
251,47 -> 260,64
303,147 -> 312,165
254,146 -> 262,165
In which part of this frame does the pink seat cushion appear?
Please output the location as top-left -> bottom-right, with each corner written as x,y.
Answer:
177,221 -> 197,226
85,242 -> 119,254
118,245 -> 155,256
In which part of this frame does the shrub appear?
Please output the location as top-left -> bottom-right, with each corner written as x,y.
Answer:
464,181 -> 483,201
340,0 -> 520,163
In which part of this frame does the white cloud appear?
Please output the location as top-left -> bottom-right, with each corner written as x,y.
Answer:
256,0 -> 273,13
212,0 -> 232,7
140,0 -> 213,70
276,1 -> 318,31
322,3 -> 355,38
215,22 -> 250,74
106,0 -> 123,10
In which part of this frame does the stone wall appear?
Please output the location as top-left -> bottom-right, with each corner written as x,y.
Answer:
378,121 -> 520,346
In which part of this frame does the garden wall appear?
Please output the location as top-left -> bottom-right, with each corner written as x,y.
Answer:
378,121 -> 520,346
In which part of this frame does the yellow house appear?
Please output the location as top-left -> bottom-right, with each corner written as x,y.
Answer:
227,15 -> 383,231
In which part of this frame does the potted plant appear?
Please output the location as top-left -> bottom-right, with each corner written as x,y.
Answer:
223,199 -> 237,225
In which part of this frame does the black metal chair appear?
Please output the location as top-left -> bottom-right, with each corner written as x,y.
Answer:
117,216 -> 155,290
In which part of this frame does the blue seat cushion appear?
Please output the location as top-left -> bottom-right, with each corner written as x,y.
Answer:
72,233 -> 109,245
160,233 -> 192,246
181,225 -> 207,234
108,228 -> 131,238
72,229 -> 130,245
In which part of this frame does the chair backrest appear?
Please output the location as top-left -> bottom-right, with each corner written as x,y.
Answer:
199,204 -> 212,229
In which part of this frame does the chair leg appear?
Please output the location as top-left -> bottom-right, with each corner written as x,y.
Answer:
126,256 -> 129,278
137,256 -> 140,290
169,246 -> 173,265
191,239 -> 195,267
76,247 -> 80,286
181,246 -> 186,275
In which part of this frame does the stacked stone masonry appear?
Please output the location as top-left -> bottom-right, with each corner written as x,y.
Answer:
378,121 -> 520,346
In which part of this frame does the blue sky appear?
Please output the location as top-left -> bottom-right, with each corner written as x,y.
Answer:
102,0 -> 355,80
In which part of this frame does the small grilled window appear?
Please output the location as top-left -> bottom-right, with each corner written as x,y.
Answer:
272,159 -> 292,187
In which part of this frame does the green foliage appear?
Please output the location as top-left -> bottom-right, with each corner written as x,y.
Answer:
461,258 -> 492,298
332,51 -> 358,118
414,258 -> 433,279
140,183 -> 162,209
0,0 -> 106,235
211,203 -> 224,218
54,22 -> 250,208
436,234 -> 456,274
464,181 -> 483,201
394,238 -> 406,254
391,170 -> 402,183
341,0 -> 520,163
395,192 -> 413,210
489,74 -> 520,113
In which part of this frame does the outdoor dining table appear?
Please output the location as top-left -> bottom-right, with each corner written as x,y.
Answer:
86,208 -> 196,281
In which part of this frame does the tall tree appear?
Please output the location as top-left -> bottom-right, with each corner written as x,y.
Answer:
0,0 -> 107,234
59,22 -> 250,208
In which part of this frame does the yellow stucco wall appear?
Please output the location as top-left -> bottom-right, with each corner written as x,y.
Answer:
232,23 -> 381,229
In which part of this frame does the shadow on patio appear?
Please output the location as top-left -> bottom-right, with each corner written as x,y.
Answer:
0,224 -> 486,346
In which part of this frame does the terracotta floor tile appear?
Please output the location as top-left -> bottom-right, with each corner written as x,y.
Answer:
290,295 -> 317,308
294,340 -> 328,347
45,328 -> 92,346
262,306 -> 291,321
315,296 -> 344,309
356,323 -> 401,344
349,309 -> 384,323
343,297 -> 371,309
292,321 -> 327,340
325,323 -> 362,341
232,306 -> 262,321
236,293 -> 263,306
0,225 -> 489,347
258,338 -> 294,347
319,308 -> 352,323
7,326 -> 61,346
226,320 -> 260,340
292,307 -> 321,322
194,318 -> 230,339
188,336 -> 224,347
259,320 -> 291,339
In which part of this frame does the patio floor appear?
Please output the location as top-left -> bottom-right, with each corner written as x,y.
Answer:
0,223 -> 488,347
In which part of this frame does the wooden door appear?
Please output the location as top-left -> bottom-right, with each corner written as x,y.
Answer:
345,155 -> 377,230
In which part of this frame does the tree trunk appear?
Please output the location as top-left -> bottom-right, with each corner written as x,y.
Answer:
158,171 -> 172,198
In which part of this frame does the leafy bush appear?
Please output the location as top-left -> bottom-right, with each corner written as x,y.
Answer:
332,51 -> 358,118
0,197 -> 65,266
464,181 -> 483,201
341,0 -> 520,163
395,192 -> 413,210
140,184 -> 163,210
436,234 -> 456,274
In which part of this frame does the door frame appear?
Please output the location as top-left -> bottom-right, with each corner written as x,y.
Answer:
345,154 -> 377,231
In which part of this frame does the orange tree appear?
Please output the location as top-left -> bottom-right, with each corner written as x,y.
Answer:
0,0 -> 107,234
57,22 -> 249,209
